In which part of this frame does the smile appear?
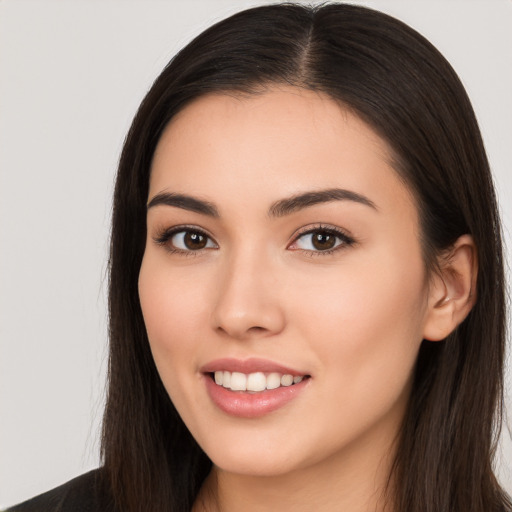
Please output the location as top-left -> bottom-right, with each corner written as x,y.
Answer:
201,358 -> 311,418
213,371 -> 304,392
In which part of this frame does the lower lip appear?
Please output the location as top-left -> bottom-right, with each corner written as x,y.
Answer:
204,374 -> 309,418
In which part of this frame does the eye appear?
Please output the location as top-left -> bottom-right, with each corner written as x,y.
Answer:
172,230 -> 216,251
289,226 -> 354,254
154,227 -> 218,253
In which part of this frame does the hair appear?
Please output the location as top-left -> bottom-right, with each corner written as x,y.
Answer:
101,3 -> 510,511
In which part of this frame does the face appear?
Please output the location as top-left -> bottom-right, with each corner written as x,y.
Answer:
138,88 -> 432,478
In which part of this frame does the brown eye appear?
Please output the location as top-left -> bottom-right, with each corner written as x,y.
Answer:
290,227 -> 354,254
311,231 -> 336,250
183,231 -> 208,250
161,229 -> 217,252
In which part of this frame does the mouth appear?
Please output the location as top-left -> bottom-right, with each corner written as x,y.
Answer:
201,359 -> 311,418
209,370 -> 309,393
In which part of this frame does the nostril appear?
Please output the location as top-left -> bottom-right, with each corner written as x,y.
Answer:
248,326 -> 266,333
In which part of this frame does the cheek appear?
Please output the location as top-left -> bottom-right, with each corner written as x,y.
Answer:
293,251 -> 427,391
138,252 -> 209,367
278,254 -> 428,458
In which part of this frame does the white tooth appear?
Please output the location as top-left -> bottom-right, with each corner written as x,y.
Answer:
230,372 -> 247,391
266,372 -> 281,390
247,372 -> 266,392
222,371 -> 231,388
281,374 -> 293,386
214,371 -> 223,385
293,376 -> 303,384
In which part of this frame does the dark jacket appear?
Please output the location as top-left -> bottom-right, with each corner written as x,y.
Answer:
6,470 -> 113,512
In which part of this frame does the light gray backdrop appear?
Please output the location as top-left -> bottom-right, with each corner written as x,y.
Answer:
1,0 -> 511,507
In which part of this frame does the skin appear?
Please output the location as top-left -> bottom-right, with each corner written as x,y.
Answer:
138,87 -> 474,511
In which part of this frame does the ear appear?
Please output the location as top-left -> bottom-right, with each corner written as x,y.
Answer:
422,234 -> 478,342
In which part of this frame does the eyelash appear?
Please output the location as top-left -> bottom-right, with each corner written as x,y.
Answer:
153,225 -> 216,257
289,224 -> 355,256
152,223 -> 355,256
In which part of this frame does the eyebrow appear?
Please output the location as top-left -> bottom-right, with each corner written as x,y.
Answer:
147,192 -> 220,217
147,188 -> 377,218
268,188 -> 377,217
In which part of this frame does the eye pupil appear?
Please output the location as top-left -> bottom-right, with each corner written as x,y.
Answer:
184,231 -> 207,250
312,231 -> 336,250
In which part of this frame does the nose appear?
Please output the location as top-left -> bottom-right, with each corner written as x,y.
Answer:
211,248 -> 286,340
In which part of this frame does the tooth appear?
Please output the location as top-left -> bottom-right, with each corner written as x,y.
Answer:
230,372 -> 247,391
281,374 -> 293,386
247,372 -> 266,392
215,370 -> 303,391
266,373 -> 281,390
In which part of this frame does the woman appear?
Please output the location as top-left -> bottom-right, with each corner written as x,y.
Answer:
7,3 -> 510,512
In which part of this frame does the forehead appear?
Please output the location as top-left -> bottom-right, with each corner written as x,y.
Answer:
149,87 -> 415,219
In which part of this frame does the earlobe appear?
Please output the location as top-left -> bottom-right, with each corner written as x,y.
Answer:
422,235 -> 478,342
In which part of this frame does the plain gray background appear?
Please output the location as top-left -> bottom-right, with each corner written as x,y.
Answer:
1,0 -> 511,507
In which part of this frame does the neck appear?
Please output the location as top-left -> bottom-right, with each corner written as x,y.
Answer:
193,430 -> 397,512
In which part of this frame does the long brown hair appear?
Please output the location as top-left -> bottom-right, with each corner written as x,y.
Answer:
102,3 -> 510,511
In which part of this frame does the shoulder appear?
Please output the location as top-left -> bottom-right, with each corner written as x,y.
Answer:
5,469 -> 114,512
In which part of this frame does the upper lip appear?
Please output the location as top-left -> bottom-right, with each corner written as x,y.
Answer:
200,357 -> 307,376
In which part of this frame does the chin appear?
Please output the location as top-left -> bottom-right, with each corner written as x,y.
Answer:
211,453 -> 301,478
198,432 -> 306,477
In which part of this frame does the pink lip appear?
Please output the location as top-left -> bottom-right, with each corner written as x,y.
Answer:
200,357 -> 305,376
201,358 -> 310,419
